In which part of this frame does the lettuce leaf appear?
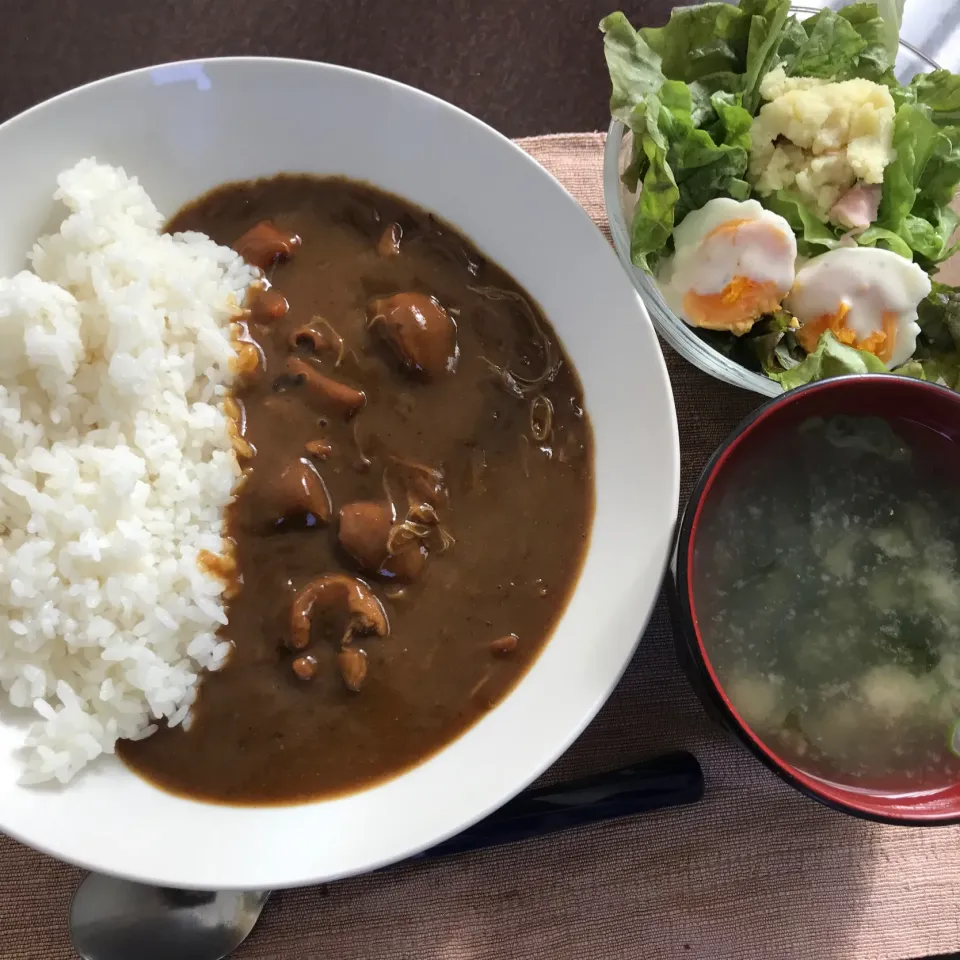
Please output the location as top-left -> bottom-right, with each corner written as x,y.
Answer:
901,352 -> 960,389
750,311 -> 797,372
688,74 -> 744,128
638,3 -> 754,83
785,9 -> 869,80
884,283 -> 960,387
600,12 -> 664,120
774,15 -> 814,66
875,0 -> 906,62
832,3 -> 897,83
601,6 -> 775,271
694,311 -> 796,375
895,70 -> 960,125
912,357 -> 960,389
625,2 -> 792,94
867,103 -> 960,267
917,281 -> 960,353
665,84 -> 753,223
742,1 -> 792,114
857,225 -> 915,259
621,97 -> 680,271
892,359 -> 931,380
739,0 -> 792,18
780,4 -> 896,83
762,189 -> 842,255
765,332 -> 887,390
618,82 -> 754,271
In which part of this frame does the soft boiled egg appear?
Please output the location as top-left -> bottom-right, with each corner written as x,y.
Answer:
660,198 -> 797,335
786,248 -> 932,368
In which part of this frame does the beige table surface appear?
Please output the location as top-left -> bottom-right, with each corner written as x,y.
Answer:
1,132 -> 958,960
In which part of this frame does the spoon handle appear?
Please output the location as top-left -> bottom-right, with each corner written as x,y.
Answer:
411,750 -> 703,861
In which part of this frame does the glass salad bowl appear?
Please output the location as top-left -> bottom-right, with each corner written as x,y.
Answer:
603,9 -> 948,397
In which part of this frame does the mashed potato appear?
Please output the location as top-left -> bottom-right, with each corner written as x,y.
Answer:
749,67 -> 896,224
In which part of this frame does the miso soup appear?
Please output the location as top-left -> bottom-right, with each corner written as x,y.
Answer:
693,414 -> 960,792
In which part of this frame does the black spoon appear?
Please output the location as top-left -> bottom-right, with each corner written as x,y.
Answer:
70,751 -> 703,960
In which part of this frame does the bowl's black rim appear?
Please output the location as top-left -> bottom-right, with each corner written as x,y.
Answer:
673,374 -> 960,827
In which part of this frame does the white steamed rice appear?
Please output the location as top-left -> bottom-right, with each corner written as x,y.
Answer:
0,159 -> 255,784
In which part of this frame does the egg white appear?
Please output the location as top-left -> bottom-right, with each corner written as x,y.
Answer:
660,198 -> 797,334
786,247 -> 932,368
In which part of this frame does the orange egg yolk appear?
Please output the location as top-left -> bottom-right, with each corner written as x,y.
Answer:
682,276 -> 784,335
680,219 -> 788,335
795,303 -> 898,363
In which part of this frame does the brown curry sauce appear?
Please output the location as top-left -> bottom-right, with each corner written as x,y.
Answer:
118,176 -> 594,804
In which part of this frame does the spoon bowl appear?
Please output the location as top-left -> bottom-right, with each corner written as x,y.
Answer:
70,874 -> 270,960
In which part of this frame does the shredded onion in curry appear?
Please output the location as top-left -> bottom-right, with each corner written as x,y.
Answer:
530,395 -> 554,442
352,419 -> 372,469
470,285 -> 561,398
312,316 -> 345,366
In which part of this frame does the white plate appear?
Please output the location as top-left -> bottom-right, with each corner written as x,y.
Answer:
0,58 -> 679,890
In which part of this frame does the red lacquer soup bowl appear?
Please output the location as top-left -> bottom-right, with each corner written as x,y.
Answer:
672,374 -> 960,825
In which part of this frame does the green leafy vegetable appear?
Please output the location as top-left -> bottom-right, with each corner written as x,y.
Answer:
694,311 -> 799,376
621,97 -> 680,272
857,225 -> 915,260
638,3 -> 754,84
896,70 -> 960,125
875,0 -> 905,62
616,82 -> 755,271
688,74 -> 742,127
834,3 -> 897,83
601,5 -> 781,271
785,8 -> 872,80
664,84 -> 754,223
908,282 -> 960,388
917,281 -> 960,352
777,5 -> 896,83
766,332 -> 888,390
762,190 -> 841,255
751,311 -> 798,374
739,0 -> 791,17
891,359 -> 928,380
774,15 -> 814,67
600,12 -> 664,120
742,0 -> 792,113
867,103 -> 960,267
906,355 -> 960,389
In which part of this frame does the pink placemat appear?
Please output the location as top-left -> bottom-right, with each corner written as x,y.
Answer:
1,132 -> 959,960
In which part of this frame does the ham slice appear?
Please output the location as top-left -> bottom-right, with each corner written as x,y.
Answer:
830,183 -> 882,231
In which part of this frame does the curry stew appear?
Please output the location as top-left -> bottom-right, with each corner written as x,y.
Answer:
118,176 -> 594,804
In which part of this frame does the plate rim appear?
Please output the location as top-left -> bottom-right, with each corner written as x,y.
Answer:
0,55 -> 681,889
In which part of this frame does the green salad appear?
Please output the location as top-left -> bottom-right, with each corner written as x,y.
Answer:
602,1 -> 960,388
